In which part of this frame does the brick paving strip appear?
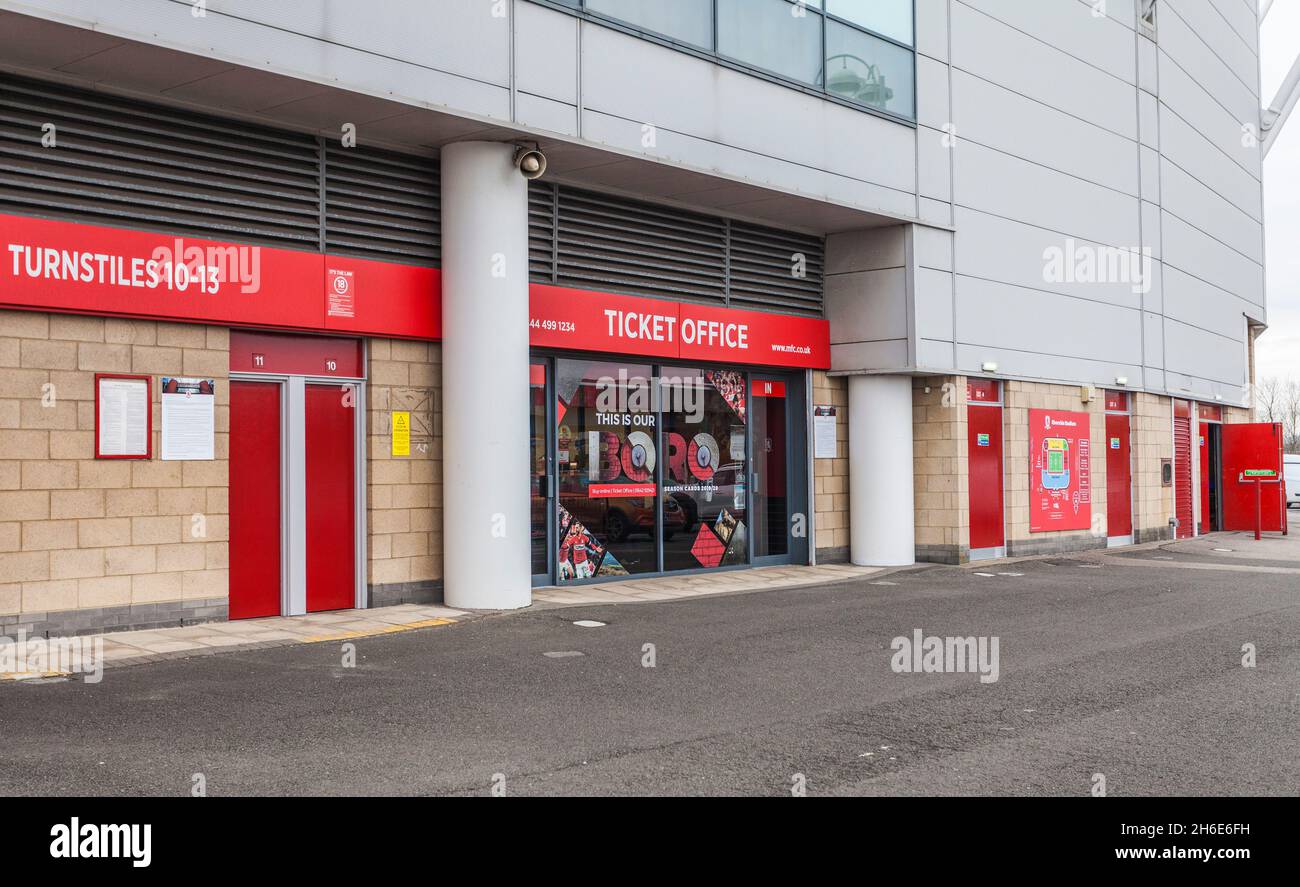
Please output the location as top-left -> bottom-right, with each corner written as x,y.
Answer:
0,603 -> 468,679
0,564 -> 891,679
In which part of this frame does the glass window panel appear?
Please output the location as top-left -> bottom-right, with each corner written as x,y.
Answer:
555,359 -> 659,579
827,0 -> 913,45
660,367 -> 749,572
824,20 -> 915,118
586,0 -> 713,49
718,0 -> 822,86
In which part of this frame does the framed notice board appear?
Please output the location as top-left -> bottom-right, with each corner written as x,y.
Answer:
94,373 -> 152,459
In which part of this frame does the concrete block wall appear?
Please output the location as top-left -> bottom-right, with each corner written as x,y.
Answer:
1131,392 -> 1174,543
812,371 -> 849,563
366,338 -> 443,605
912,375 -> 968,564
0,310 -> 229,636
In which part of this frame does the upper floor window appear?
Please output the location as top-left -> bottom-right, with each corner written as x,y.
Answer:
548,0 -> 916,121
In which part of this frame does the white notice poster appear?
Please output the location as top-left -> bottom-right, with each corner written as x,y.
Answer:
161,377 -> 216,461
97,376 -> 150,457
813,405 -> 837,460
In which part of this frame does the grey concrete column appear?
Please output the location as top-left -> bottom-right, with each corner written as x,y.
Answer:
440,142 -> 531,608
848,374 -> 916,566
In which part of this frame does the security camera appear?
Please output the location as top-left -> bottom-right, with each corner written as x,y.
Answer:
514,145 -> 547,180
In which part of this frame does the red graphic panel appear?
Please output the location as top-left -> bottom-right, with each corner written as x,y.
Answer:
528,283 -> 830,369
305,384 -> 356,612
0,213 -> 439,340
1105,412 -> 1132,537
967,379 -> 1000,404
967,404 -> 1004,549
1029,409 -> 1092,533
229,381 -> 282,619
690,523 -> 726,568
229,330 -> 364,378
1220,423 -> 1285,533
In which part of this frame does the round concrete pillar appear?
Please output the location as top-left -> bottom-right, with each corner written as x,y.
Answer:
848,374 -> 916,566
440,142 -> 531,609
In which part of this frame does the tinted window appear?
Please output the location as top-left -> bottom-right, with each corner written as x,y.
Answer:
825,20 -> 915,118
827,0 -> 914,45
586,0 -> 713,48
718,0 -> 822,86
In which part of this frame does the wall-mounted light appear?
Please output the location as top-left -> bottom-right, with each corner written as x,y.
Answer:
1115,376 -> 1128,386
981,361 -> 998,373
1214,393 -> 1223,401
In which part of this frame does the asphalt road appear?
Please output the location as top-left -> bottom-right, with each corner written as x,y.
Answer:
3,517 -> 1299,796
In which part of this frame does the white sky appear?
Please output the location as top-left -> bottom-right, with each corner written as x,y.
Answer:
1258,0 -> 1300,382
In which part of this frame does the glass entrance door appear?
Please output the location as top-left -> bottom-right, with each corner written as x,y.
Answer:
751,377 -> 789,560
530,361 -> 552,584
531,357 -> 807,583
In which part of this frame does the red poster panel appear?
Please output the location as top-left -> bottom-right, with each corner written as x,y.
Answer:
229,381 -> 282,619
1220,423 -> 1285,533
1105,412 -> 1132,537
967,404 -> 1004,550
1029,409 -> 1092,533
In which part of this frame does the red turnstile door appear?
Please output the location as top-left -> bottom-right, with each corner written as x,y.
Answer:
305,384 -> 356,612
1198,422 -> 1215,532
967,405 -> 1005,550
230,381 -> 282,619
1220,423 -> 1285,533
1105,413 -> 1132,538
1173,403 -> 1193,538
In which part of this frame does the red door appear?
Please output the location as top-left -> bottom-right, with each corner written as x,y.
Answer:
1220,423 -> 1285,533
1198,422 -> 1215,531
1105,413 -> 1132,538
305,383 -> 356,612
230,381 -> 281,619
1173,401 -> 1193,538
968,405 -> 1005,550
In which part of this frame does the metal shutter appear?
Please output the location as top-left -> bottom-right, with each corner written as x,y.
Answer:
1174,408 -> 1193,539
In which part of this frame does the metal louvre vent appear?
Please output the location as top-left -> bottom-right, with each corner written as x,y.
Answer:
528,182 -> 824,316
528,182 -> 556,283
728,221 -> 824,315
0,73 -> 440,265
555,187 -> 727,304
0,73 -> 321,250
323,142 -> 439,265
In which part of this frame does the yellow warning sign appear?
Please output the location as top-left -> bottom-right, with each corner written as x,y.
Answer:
391,411 -> 410,457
